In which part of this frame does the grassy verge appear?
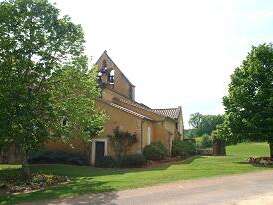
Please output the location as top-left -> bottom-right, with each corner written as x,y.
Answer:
0,142 -> 272,204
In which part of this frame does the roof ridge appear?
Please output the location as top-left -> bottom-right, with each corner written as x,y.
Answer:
118,98 -> 166,118
98,99 -> 153,120
153,107 -> 179,110
153,107 -> 181,120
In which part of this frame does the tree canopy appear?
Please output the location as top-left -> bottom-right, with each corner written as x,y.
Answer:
0,0 -> 104,169
223,44 -> 273,157
49,66 -> 105,142
189,112 -> 224,136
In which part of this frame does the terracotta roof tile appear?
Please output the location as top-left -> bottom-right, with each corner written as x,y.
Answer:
109,103 -> 153,121
153,107 -> 181,119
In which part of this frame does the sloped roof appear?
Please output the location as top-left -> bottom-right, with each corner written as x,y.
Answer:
112,94 -> 180,121
110,103 -> 153,120
99,99 -> 153,121
117,97 -> 165,119
153,107 -> 181,120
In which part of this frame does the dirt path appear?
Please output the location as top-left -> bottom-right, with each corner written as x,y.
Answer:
23,170 -> 273,205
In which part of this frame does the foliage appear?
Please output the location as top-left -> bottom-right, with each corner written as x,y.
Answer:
189,113 -> 224,136
189,113 -> 202,129
95,156 -> 116,168
211,119 -> 233,145
49,66 -> 105,142
28,150 -> 88,165
0,143 -> 270,204
108,127 -> 137,157
223,44 -> 273,156
200,135 -> 213,148
143,142 -> 168,160
0,0 -> 85,151
0,0 -> 104,174
184,129 -> 198,138
171,140 -> 196,157
117,154 -> 147,168
95,154 -> 147,168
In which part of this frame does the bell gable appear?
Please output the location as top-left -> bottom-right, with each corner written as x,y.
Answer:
96,51 -> 135,100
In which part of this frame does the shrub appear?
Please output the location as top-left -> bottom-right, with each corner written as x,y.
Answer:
95,156 -> 116,168
108,127 -> 138,157
28,150 -> 88,165
117,154 -> 147,168
200,135 -> 213,148
143,142 -> 168,161
172,140 -> 196,157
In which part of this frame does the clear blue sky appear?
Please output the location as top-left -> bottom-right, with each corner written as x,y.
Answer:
51,0 -> 273,128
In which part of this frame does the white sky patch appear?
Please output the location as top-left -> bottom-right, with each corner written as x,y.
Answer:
51,0 -> 273,128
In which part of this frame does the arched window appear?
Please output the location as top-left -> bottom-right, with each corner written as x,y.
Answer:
101,60 -> 107,73
147,127 -> 151,145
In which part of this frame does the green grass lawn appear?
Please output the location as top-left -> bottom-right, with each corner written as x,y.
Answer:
0,142 -> 272,204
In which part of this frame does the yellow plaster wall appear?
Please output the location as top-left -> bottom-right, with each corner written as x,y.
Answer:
45,138 -> 88,156
141,120 -> 154,148
153,122 -> 171,152
96,100 -> 143,156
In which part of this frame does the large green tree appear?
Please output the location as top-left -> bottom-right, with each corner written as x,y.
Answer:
0,0 -> 103,172
49,65 -> 105,143
223,44 -> 273,157
189,113 -> 224,136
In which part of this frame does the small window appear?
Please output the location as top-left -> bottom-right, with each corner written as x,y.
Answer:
147,127 -> 151,145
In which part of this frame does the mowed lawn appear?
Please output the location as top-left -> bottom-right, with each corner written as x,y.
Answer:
0,142 -> 272,204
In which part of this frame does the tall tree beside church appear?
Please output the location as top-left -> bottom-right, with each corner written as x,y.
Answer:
0,0 -> 103,174
223,44 -> 273,157
49,65 -> 105,143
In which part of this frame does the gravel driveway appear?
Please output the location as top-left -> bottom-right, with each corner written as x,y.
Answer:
24,170 -> 273,205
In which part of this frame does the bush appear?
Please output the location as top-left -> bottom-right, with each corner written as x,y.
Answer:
200,135 -> 213,148
143,142 -> 168,161
117,154 -> 147,168
94,154 -> 147,168
172,140 -> 196,157
95,156 -> 116,168
28,150 -> 88,165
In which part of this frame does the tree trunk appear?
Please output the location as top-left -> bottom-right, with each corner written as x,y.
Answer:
269,142 -> 273,158
22,150 -> 30,177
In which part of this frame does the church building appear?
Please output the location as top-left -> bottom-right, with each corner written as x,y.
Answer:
92,51 -> 184,164
0,51 -> 184,165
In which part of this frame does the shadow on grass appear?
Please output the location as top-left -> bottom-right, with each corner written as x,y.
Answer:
119,155 -> 205,172
0,178 -> 119,205
0,155 -> 205,180
0,156 -> 204,204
